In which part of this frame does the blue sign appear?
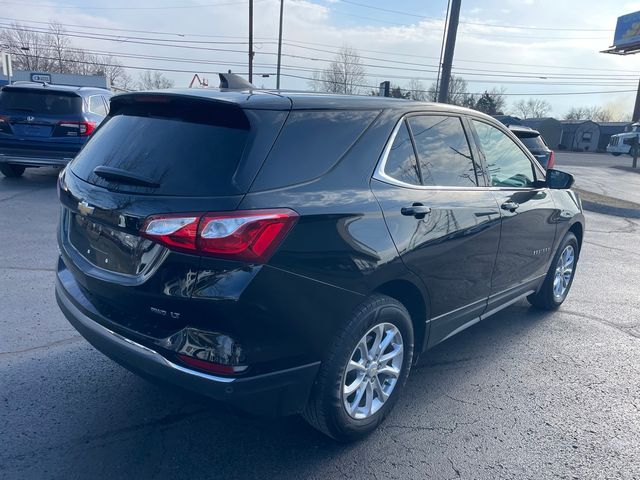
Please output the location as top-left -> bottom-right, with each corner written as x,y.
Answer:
614,11 -> 640,48
30,73 -> 51,83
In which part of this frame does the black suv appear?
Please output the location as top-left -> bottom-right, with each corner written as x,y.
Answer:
508,125 -> 555,170
55,88 -> 584,441
0,82 -> 112,178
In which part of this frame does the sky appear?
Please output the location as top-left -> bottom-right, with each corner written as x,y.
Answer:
2,0 -> 640,118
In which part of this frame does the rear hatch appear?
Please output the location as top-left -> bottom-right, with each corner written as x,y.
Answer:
0,86 -> 86,158
58,92 -> 289,337
515,131 -> 551,167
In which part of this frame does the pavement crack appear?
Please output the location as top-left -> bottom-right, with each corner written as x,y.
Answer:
448,458 -> 462,478
562,310 -> 640,339
584,240 -> 640,257
0,266 -> 57,273
0,336 -> 82,357
444,394 -> 477,407
0,185 -> 51,203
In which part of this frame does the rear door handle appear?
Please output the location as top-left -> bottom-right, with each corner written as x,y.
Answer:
401,203 -> 432,218
501,201 -> 520,212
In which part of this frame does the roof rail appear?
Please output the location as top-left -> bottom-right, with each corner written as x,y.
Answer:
218,72 -> 255,90
9,80 -> 50,87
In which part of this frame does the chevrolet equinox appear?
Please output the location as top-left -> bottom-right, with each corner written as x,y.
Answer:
55,87 -> 585,441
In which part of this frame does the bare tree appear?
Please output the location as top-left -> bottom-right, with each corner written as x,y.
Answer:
310,46 -> 366,95
564,106 -> 613,122
427,75 -> 474,107
0,23 -> 56,72
405,78 -> 427,101
512,98 -> 552,118
48,22 -> 71,73
137,70 -> 175,90
0,22 -> 131,89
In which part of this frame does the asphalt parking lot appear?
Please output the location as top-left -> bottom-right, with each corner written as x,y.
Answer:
1,166 -> 639,480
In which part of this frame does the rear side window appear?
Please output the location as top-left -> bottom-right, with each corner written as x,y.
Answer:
88,95 -> 107,116
473,120 -> 536,188
408,115 -> 477,187
384,121 -> 420,186
0,89 -> 82,115
71,98 -> 254,196
251,110 -> 379,190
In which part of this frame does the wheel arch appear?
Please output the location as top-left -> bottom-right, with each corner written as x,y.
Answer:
568,221 -> 584,252
373,279 -> 429,360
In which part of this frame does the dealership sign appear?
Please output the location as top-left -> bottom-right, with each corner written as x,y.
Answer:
614,11 -> 640,48
30,73 -> 52,83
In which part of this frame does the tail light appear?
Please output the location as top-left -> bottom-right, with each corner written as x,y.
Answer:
547,150 -> 555,169
141,209 -> 299,263
0,115 -> 11,134
53,121 -> 96,137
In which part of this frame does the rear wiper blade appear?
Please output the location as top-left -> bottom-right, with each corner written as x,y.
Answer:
92,166 -> 160,188
7,108 -> 35,112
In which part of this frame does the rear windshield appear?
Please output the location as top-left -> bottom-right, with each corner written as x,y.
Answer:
515,132 -> 547,150
70,98 -> 253,196
0,89 -> 82,115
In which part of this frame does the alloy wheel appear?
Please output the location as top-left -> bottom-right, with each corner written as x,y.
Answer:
553,245 -> 575,299
342,322 -> 404,420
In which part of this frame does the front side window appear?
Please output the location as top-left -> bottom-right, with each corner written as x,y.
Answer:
408,115 -> 477,187
383,121 -> 420,186
473,120 -> 536,188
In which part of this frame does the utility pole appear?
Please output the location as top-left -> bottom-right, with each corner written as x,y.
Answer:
633,77 -> 640,122
276,0 -> 284,89
248,0 -> 254,83
437,0 -> 461,104
434,0 -> 451,100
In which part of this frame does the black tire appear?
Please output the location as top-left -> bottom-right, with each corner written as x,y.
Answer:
302,294 -> 414,441
612,153 -> 621,157
0,164 -> 25,178
528,232 -> 579,310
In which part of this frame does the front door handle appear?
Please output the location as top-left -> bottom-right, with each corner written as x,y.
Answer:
501,201 -> 520,212
401,203 -> 432,218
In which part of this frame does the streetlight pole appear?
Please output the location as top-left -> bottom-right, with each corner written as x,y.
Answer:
276,0 -> 284,90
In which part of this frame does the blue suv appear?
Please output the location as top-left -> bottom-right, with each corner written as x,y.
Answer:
0,82 -> 112,177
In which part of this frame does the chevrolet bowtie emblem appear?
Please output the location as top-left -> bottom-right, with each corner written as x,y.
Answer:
78,200 -> 95,216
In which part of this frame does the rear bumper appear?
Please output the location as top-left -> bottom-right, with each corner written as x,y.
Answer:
0,152 -> 75,167
55,275 -> 320,417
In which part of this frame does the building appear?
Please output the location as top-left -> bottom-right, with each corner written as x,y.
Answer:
560,120 -> 601,152
0,70 -> 108,89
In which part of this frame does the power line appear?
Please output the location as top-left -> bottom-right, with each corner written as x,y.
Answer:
2,23 -> 633,83
280,41 -> 638,79
0,16 -> 633,74
0,0 -> 262,10
336,0 -> 438,20
1,24 -> 635,92
8,47 -> 637,96
335,0 -> 612,32
19,44 -> 638,87
281,73 -> 636,96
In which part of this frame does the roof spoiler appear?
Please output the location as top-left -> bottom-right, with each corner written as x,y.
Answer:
218,72 -> 255,90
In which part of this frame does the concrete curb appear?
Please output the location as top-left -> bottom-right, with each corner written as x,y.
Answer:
575,188 -> 640,219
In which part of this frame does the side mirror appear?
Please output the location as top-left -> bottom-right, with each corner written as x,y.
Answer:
546,169 -> 574,190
